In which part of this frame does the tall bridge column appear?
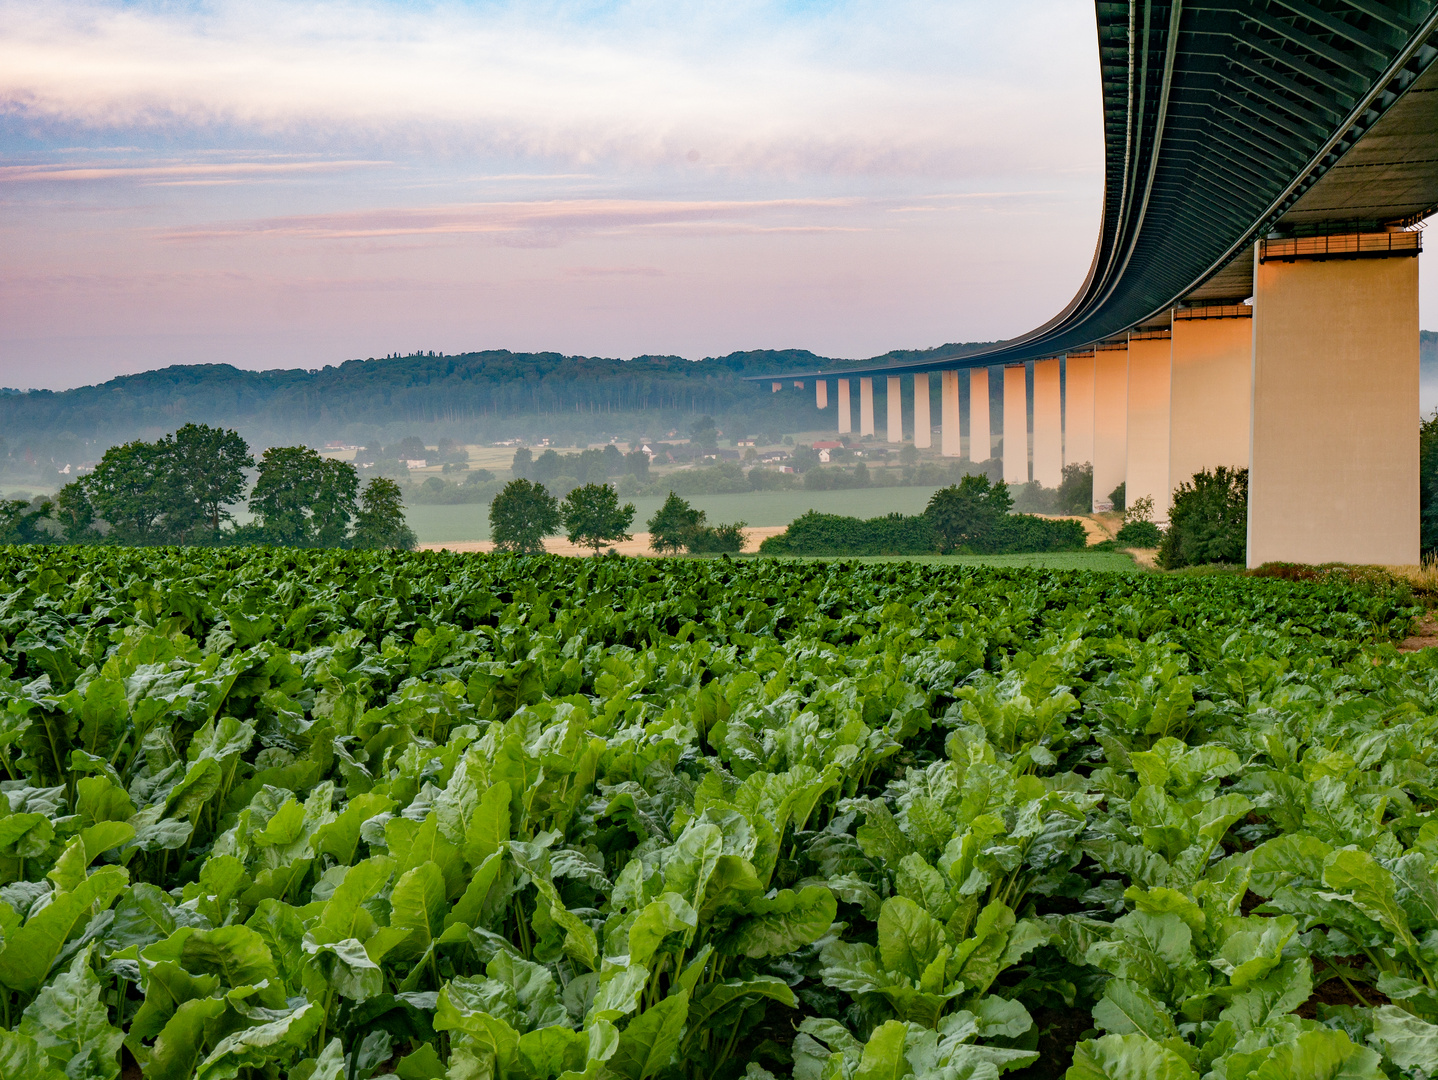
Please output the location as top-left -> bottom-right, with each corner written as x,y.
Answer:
1003,365 -> 1027,484
1126,330 -> 1173,522
1065,352 -> 1095,469
1169,304 -> 1251,497
970,368 -> 991,463
1093,342 -> 1128,511
1248,232 -> 1420,567
837,378 -> 851,434
816,379 -> 828,410
914,374 -> 931,449
941,371 -> 961,457
887,376 -> 903,443
1033,358 -> 1062,488
859,378 -> 875,437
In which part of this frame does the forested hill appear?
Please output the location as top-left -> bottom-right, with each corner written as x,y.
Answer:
0,343 -> 996,451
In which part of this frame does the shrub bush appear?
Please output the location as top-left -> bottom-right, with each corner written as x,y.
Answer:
758,511 -> 937,555
1158,466 -> 1248,568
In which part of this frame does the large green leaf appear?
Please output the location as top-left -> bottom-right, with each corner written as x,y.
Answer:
0,866 -> 129,994
0,1030 -> 67,1080
723,885 -> 837,959
607,990 -> 690,1080
853,1020 -> 909,1080
18,950 -> 124,1080
1066,1034 -> 1195,1080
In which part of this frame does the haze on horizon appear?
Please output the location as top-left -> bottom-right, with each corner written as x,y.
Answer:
3,0 -> 1432,393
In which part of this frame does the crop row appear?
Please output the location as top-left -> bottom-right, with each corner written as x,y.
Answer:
0,548 -> 1432,1080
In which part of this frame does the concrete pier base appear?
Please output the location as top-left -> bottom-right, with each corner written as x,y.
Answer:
859,377 -> 875,437
1126,332 -> 1172,521
1065,352 -> 1095,469
1247,236 -> 1420,567
970,368 -> 991,463
941,371 -> 961,457
1033,358 -> 1062,488
887,376 -> 903,443
838,379 -> 851,434
1093,344 -> 1128,511
1169,305 -> 1252,496
914,375 -> 932,449
1003,365 -> 1027,484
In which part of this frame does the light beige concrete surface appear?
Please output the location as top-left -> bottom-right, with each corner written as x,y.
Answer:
859,377 -> 875,437
1033,359 -> 1062,488
837,378 -> 851,434
1126,334 -> 1173,521
887,376 -> 903,443
816,379 -> 828,410
1065,353 -> 1095,468
1170,312 -> 1252,494
914,374 -> 932,449
1093,348 -> 1128,511
1248,246 -> 1419,566
942,371 -> 961,457
969,368 -> 990,462
1003,365 -> 1028,484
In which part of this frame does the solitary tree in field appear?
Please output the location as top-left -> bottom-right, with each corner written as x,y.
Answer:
562,483 -> 635,554
490,479 -> 560,554
352,477 -> 417,550
647,492 -> 704,553
925,475 -> 1012,553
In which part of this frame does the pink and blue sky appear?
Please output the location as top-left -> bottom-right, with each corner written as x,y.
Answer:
3,1 -> 1430,391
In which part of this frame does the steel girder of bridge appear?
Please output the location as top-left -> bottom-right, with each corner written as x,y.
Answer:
751,0 -> 1438,378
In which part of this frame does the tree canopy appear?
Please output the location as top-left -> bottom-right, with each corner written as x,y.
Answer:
562,483 -> 635,554
489,479 -> 561,554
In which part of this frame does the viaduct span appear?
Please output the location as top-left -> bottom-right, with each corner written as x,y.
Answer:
752,0 -> 1438,566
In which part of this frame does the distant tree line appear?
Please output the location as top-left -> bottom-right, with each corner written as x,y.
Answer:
0,423 -> 414,549
0,344 -> 1000,455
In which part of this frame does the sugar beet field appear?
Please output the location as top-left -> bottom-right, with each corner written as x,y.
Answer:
5,547 -> 1438,1080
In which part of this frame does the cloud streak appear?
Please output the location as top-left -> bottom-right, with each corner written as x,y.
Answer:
0,0 -> 1099,179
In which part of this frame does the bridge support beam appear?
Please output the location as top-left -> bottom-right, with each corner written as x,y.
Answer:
1065,352 -> 1095,470
941,371 -> 961,457
859,377 -> 875,437
1248,237 -> 1420,567
1093,345 -> 1128,511
1003,365 -> 1027,484
970,368 -> 991,463
816,379 -> 828,410
887,376 -> 903,443
837,378 -> 851,434
914,374 -> 931,449
1033,358 -> 1062,488
1126,332 -> 1172,522
1169,306 -> 1252,498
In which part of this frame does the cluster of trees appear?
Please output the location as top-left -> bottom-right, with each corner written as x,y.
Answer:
4,423 -> 415,549
760,476 -> 1089,556
512,444 -> 651,487
488,480 -> 637,554
646,493 -> 747,554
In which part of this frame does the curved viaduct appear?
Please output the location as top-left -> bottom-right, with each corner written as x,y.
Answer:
753,0 -> 1438,566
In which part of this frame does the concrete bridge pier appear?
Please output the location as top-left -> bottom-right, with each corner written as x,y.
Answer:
1003,364 -> 1027,484
837,378 -> 851,434
970,368 -> 991,463
816,379 -> 828,410
1247,231 -> 1421,567
1168,304 -> 1252,501
859,377 -> 875,437
941,371 -> 961,457
1126,330 -> 1173,522
1093,342 -> 1128,511
887,376 -> 903,443
914,374 -> 931,449
1033,358 -> 1062,488
1065,352 -> 1096,471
